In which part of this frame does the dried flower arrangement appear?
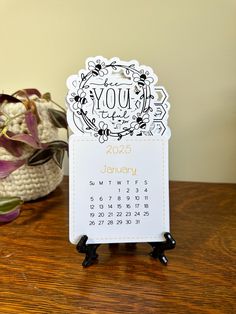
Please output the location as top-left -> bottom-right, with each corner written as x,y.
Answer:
0,89 -> 68,223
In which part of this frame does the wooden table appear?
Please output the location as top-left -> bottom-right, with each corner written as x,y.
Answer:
0,177 -> 235,313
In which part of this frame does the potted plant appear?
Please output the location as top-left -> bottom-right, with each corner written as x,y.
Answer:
0,89 -> 68,223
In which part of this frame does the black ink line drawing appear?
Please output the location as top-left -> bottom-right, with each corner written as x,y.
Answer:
67,57 -> 170,142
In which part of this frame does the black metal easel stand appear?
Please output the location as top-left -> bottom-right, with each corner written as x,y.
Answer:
76,235 -> 100,267
148,232 -> 176,265
76,232 -> 176,268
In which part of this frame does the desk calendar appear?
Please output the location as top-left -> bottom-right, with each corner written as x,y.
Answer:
66,56 -> 176,266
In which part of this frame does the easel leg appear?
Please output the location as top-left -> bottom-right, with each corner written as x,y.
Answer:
76,235 -> 100,267
149,232 -> 176,265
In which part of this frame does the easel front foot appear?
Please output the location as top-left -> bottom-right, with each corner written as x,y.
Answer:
76,235 -> 100,268
149,232 -> 176,265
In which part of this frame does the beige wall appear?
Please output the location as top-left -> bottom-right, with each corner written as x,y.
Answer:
1,0 -> 235,183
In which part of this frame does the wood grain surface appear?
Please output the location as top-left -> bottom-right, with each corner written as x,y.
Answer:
0,178 -> 235,314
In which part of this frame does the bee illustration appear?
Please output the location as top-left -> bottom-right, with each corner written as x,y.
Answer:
70,89 -> 87,110
133,69 -> 154,87
131,113 -> 149,130
74,89 -> 87,105
88,59 -> 108,77
95,121 -> 110,143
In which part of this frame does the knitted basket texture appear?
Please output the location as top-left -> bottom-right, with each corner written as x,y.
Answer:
0,98 -> 63,201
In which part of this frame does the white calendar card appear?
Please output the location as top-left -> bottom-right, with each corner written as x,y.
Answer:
69,135 -> 170,245
67,56 -> 171,246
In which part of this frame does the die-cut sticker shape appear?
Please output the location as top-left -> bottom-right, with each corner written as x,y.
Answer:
66,56 -> 170,142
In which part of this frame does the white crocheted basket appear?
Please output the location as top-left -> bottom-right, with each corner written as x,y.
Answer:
0,97 -> 64,201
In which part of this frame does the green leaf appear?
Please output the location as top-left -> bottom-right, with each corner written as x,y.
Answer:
27,141 -> 68,167
47,140 -> 68,151
53,150 -> 65,169
48,108 -> 67,129
28,148 -> 54,166
0,197 -> 23,214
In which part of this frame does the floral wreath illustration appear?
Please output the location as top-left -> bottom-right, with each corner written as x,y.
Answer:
68,59 -> 156,143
